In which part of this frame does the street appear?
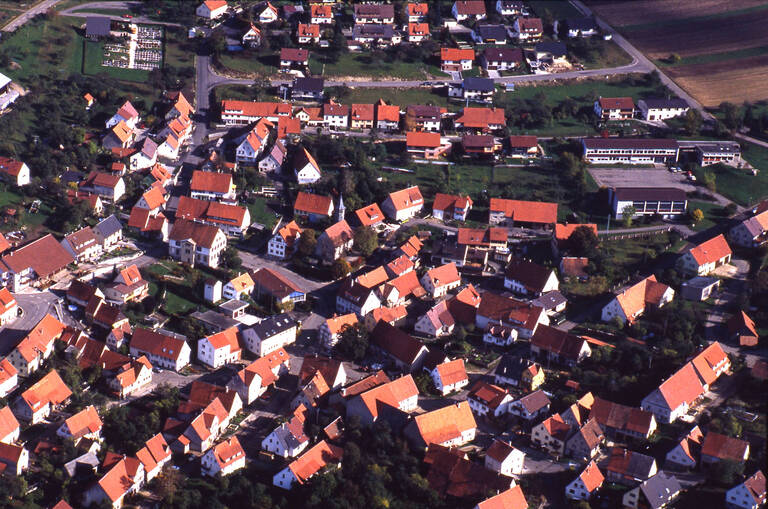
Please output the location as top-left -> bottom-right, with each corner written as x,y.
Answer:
2,0 -> 62,32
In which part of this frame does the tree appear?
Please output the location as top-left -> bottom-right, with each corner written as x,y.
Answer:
568,226 -> 600,257
353,227 -> 378,257
622,206 -> 637,227
720,102 -> 742,130
668,53 -> 681,64
332,258 -> 352,279
335,323 -> 369,361
222,246 -> 242,271
690,208 -> 704,223
702,170 -> 717,192
297,228 -> 317,256
683,109 -> 703,136
712,459 -> 744,485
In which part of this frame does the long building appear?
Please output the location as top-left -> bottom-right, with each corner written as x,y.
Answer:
220,100 -> 292,126
582,138 -> 679,165
610,187 -> 687,219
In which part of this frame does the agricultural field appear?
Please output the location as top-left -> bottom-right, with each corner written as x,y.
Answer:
588,0 -> 768,107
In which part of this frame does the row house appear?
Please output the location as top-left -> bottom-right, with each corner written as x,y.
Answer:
404,401 -> 477,449
637,98 -> 689,121
190,170 -> 236,202
268,220 -> 302,259
129,328 -> 191,372
601,275 -> 674,325
353,3 -> 394,24
14,369 -> 72,424
176,196 -> 251,238
376,99 -> 401,131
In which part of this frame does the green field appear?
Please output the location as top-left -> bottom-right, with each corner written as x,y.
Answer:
247,197 -> 279,230
343,86 -> 454,110
620,4 -> 768,32
687,200 -> 724,231
528,0 -> 583,19
657,45 -> 768,67
702,143 -> 768,205
579,39 -> 634,70
145,261 -> 199,315
509,76 -> 662,103
218,52 -> 276,77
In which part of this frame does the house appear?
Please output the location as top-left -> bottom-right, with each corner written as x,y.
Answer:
14,370 -> 72,424
450,77 -> 495,103
167,219 -> 227,269
220,100 -> 292,126
406,131 -> 450,159
641,363 -> 705,423
336,278 -> 382,317
430,358 -> 468,395
476,292 -> 549,339
353,3 -> 394,24
83,455 -> 145,508
56,405 -> 102,443
696,141 -> 741,166
294,191 -> 334,222
310,4 -> 332,24
67,280 -> 103,308
323,101 -> 349,129
408,22 -> 430,42
81,171 -> 125,203
700,432 -> 750,466
103,264 -> 149,304
729,210 -> 768,248
109,356 -> 152,399
677,234 -> 732,276
531,325 -> 591,366
471,24 -> 508,45
102,120 -> 135,150
496,0 -> 524,16
405,401 -> 476,448
273,440 -> 343,489
565,418 -> 605,461
0,234 -> 75,292
637,98 -> 689,121
623,472 -> 682,509
508,389 -> 550,421
665,425 -> 703,470
345,374 -> 418,426
421,263 -> 461,298
594,97 -> 635,121
0,288 -> 18,327
532,414 -> 572,455
176,196 -> 251,238
455,107 -> 506,132
728,311 -> 759,346
376,100 -> 401,131
129,328 -> 191,372
0,442 -> 28,476
494,355 -> 544,389
129,137 -> 158,170
467,381 -> 513,418
483,441 -> 524,478
315,219 -> 354,262
0,404 -> 20,443
566,460 -> 604,500
222,273 -> 254,301
127,207 -> 169,242
106,101 -> 140,129
235,120 -> 272,164
604,447 -> 657,485
227,348 -> 290,404
726,470 -> 766,509
514,17 -> 543,40
601,275 -> 675,325
584,138 -> 680,165
590,397 -> 657,440
610,187 -> 687,219
440,48 -> 475,72
318,313 -> 358,350
280,48 -> 309,72
355,203 -> 385,228
5,314 -> 66,377
534,41 -> 568,63
433,193 -> 473,222
489,198 -> 558,229
242,24 -> 261,46
563,16 -> 598,37
415,300 -> 456,338
370,320 -> 429,372
262,412 -> 308,458
257,1 -> 278,24
0,157 -> 30,186
452,1 -> 486,22
135,434 -> 171,483
267,221 -> 302,260
201,436 -> 246,477
61,226 -> 102,263
242,314 -> 298,356
382,186 -> 424,221
293,147 -> 322,185
93,214 -> 123,250
352,24 -> 402,46
350,103 -> 375,130
291,77 -> 324,101
504,258 -> 559,296
259,142 -> 287,173
475,486 -> 528,509
197,327 -> 242,369
365,305 -> 407,331
67,189 -> 103,216
407,2 -> 428,22
406,105 -> 443,132
196,0 -> 228,19
481,47 -> 524,72
189,170 -> 236,201
689,340 -> 729,388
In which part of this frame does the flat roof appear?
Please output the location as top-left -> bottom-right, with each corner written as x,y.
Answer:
612,187 -> 687,201
583,138 -> 679,150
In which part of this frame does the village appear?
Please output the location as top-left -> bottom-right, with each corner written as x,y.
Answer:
0,0 -> 765,508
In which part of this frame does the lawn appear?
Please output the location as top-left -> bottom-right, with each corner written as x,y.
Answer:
312,52 -> 440,79
579,39 -> 634,69
657,45 -> 768,67
247,197 -> 279,230
527,0 -> 584,19
343,86 -> 453,110
83,40 -> 150,82
695,142 -> 768,206
508,77 -> 662,103
218,52 -> 277,77
687,200 -> 725,231
144,261 -> 200,315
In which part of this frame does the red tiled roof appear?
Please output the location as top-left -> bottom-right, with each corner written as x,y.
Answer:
441,48 -> 475,61
350,103 -> 375,122
456,107 -> 505,128
406,131 -> 441,148
701,431 -> 749,461
508,135 -> 538,149
598,97 -> 635,111
280,48 -> 308,62
435,358 -> 467,386
490,198 -> 558,225
386,186 -> 423,212
190,170 -> 232,194
687,234 -> 732,266
288,440 -> 343,483
294,191 -> 333,216
413,401 -> 476,445
355,203 -> 385,227
376,100 -> 401,122
454,0 -> 486,15
221,100 -> 292,118
476,486 -> 528,509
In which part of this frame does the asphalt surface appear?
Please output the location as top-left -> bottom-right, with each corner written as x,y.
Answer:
58,1 -> 183,27
0,291 -> 59,356
1,0 -> 62,32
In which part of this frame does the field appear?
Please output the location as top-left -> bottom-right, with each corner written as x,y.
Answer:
82,40 -> 149,82
588,1 -> 768,107
344,86 -> 454,110
696,142 -> 768,206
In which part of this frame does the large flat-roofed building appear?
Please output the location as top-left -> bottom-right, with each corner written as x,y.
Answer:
582,138 -> 679,165
695,142 -> 740,166
610,187 -> 687,219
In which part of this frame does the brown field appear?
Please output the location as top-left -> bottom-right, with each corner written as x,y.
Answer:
665,55 -> 768,107
588,0 -> 767,26
628,11 -> 768,59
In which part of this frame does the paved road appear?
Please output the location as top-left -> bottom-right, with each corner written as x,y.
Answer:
58,1 -> 183,27
238,250 -> 328,292
2,0 -> 62,32
735,133 -> 768,149
0,291 -> 59,356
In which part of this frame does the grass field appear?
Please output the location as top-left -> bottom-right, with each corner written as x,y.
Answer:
82,40 -> 150,82
247,197 -> 279,230
687,200 -> 724,231
656,45 -> 768,67
145,261 -> 199,315
693,143 -> 768,206
528,0 -> 583,19
343,86 -> 454,110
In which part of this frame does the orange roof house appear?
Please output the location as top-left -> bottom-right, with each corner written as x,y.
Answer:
294,191 -> 333,219
678,234 -> 732,275
489,198 -> 558,227
454,107 -> 506,131
641,362 -> 706,423
274,439 -> 343,489
56,405 -> 102,441
381,186 -> 424,221
727,311 -> 759,346
440,48 -> 475,67
476,486 -> 528,509
355,203 -> 385,227
17,370 -> 72,423
601,275 -> 674,325
405,401 -> 477,448
431,359 -> 468,395
376,99 -> 401,127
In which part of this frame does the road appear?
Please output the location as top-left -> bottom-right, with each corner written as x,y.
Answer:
237,250 -> 328,292
58,2 -> 183,27
0,291 -> 60,356
2,0 -> 62,32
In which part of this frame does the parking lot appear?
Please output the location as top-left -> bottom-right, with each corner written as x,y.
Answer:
588,167 -> 696,191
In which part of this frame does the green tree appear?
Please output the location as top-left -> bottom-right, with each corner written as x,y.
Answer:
720,102 -> 742,130
712,459 -> 744,485
622,206 -> 637,227
297,228 -> 317,256
335,323 -> 369,361
332,258 -> 352,279
702,170 -> 717,192
222,246 -> 242,272
668,53 -> 681,64
683,109 -> 703,136
353,227 -> 378,257
690,208 -> 704,223
568,226 -> 600,257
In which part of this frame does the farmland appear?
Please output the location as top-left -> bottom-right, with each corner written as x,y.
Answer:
587,1 -> 768,107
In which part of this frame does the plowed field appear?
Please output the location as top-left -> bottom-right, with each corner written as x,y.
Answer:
664,55 -> 768,107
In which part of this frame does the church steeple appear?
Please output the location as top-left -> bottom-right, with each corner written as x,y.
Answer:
336,193 -> 346,222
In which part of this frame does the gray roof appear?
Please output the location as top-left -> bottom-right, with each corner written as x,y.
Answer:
640,98 -> 689,110
495,354 -> 533,381
139,137 -> 158,158
682,276 -> 719,290
535,41 -> 567,57
191,310 -> 240,332
353,24 -> 395,38
463,77 -> 494,92
294,77 -> 324,93
475,24 -> 508,41
249,313 -> 297,339
64,452 -> 100,477
612,187 -> 687,201
219,299 -> 248,313
94,214 -> 123,238
638,472 -> 682,509
86,17 -> 111,37
532,290 -> 568,311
